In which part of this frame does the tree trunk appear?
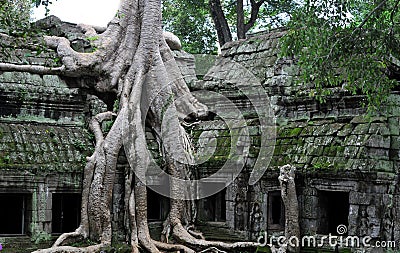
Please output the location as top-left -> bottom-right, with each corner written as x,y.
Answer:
278,164 -> 300,253
209,0 -> 232,46
237,0 -> 246,39
244,0 -> 266,35
0,0 -> 263,252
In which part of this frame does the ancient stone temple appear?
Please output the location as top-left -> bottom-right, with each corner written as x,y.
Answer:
184,31 -> 400,252
0,17 -> 399,252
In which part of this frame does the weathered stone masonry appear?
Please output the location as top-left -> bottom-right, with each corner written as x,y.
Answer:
0,18 -> 95,251
178,30 -> 400,249
0,19 -> 399,251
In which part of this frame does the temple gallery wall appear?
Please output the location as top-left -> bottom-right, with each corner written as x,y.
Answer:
0,17 -> 399,252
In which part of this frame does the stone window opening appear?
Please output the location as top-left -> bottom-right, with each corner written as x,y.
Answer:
0,193 -> 31,235
201,188 -> 226,222
52,193 -> 81,234
318,191 -> 349,235
268,191 -> 285,231
147,188 -> 170,221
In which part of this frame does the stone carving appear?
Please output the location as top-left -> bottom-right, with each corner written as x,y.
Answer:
382,209 -> 393,241
250,202 -> 263,239
359,206 -> 370,236
234,194 -> 245,230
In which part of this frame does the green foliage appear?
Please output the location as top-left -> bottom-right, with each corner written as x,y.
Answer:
163,0 -> 217,54
162,0 -> 300,52
255,245 -> 272,252
0,154 -> 10,164
257,0 -> 298,29
72,139 -> 86,151
0,0 -> 38,59
0,0 -> 51,60
103,119 -> 115,134
70,238 -> 96,247
113,99 -> 120,112
87,35 -> 99,52
223,0 -> 298,34
31,230 -> 52,244
280,0 -> 400,111
0,0 -> 33,37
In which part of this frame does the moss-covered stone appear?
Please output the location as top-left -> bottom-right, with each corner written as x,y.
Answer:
0,123 -> 91,173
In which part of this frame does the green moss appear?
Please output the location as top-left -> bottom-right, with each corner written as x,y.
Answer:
0,154 -> 10,165
278,127 -> 303,138
99,243 -> 132,253
280,138 -> 292,145
312,161 -> 331,170
309,146 -> 323,156
290,127 -> 303,136
336,146 -> 345,153
323,145 -> 345,156
256,245 -> 271,253
252,135 -> 261,146
311,157 -> 332,170
103,119 -> 115,133
72,139 -> 86,152
249,146 -> 260,157
273,145 -> 282,155
70,239 -> 97,247
31,231 -> 51,244
291,137 -> 305,146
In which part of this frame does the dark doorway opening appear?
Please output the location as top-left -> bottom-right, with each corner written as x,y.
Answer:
201,188 -> 226,222
147,188 -> 170,221
0,193 -> 30,235
268,191 -> 285,230
52,193 -> 81,234
318,191 -> 349,235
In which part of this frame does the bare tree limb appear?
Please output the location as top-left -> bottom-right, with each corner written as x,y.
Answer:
244,0 -> 267,33
0,62 -> 65,75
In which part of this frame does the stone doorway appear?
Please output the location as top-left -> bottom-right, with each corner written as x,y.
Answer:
147,188 -> 170,221
200,189 -> 226,222
318,191 -> 349,235
52,193 -> 81,234
0,193 -> 31,235
268,190 -> 285,231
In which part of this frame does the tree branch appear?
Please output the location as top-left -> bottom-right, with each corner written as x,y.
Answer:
244,0 -> 266,33
390,0 -> 400,33
325,0 -> 390,61
0,62 -> 65,75
209,0 -> 232,45
89,111 -> 117,147
355,0 -> 388,30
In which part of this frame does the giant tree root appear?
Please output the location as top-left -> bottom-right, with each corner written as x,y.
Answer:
172,223 -> 260,251
31,244 -> 105,253
152,240 -> 196,253
1,0 -> 263,252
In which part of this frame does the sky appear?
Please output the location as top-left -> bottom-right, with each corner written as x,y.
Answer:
33,0 -> 120,27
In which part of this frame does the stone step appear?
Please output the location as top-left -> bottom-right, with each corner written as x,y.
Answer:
196,222 -> 247,242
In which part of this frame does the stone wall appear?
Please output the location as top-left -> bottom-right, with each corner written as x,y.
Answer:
182,30 -> 400,250
0,18 -> 93,251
